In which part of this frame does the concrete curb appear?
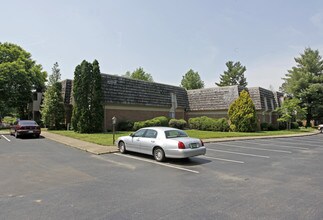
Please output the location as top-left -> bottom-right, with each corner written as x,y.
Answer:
203,131 -> 319,143
41,131 -> 118,155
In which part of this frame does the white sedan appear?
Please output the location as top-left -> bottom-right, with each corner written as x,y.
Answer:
319,124 -> 323,133
116,127 -> 206,162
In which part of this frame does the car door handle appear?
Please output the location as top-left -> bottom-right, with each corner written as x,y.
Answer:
151,140 -> 155,143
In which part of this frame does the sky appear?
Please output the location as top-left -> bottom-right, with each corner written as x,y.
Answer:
1,0 -> 323,91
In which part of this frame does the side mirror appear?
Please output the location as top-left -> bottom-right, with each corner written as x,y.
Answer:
129,133 -> 134,137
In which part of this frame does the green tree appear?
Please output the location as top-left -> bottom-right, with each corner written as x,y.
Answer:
41,62 -> 65,129
281,48 -> 323,126
275,98 -> 306,130
180,69 -> 204,90
228,90 -> 257,132
124,67 -> 153,82
216,61 -> 248,88
0,42 -> 47,118
71,60 -> 103,133
89,60 -> 104,132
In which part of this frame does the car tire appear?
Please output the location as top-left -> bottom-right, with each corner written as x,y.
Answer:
153,147 -> 165,162
35,134 -> 40,138
118,141 -> 127,154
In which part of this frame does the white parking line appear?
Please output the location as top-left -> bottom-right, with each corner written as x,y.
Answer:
113,153 -> 199,174
238,140 -> 309,150
207,148 -> 270,158
215,142 -> 292,153
201,155 -> 245,164
1,135 -> 10,142
269,138 -> 319,145
91,155 -> 136,170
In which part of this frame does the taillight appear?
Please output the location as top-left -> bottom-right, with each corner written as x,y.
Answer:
200,139 -> 204,146
178,141 -> 185,149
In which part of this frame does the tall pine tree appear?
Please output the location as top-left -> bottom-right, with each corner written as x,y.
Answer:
180,69 -> 204,90
216,61 -> 248,88
71,60 -> 103,133
281,48 -> 323,126
41,62 -> 65,129
124,67 -> 154,82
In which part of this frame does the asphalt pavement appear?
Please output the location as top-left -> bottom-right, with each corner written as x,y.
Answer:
1,131 -> 323,219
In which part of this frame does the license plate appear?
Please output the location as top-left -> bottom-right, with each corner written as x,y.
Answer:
190,143 -> 198,149
28,130 -> 33,133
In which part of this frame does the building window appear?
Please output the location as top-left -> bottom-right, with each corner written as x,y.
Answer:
33,93 -> 38,101
264,97 -> 268,111
270,99 -> 275,111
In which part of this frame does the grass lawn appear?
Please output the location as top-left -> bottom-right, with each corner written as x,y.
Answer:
48,130 -> 131,146
47,127 -> 316,146
185,128 -> 315,139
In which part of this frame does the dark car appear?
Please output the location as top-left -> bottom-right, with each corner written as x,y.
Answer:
10,120 -> 41,138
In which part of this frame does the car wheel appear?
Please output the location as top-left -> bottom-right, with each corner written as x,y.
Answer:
35,134 -> 40,138
118,141 -> 127,154
15,131 -> 19,138
153,147 -> 165,162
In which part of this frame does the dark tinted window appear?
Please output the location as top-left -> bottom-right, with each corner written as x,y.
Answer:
133,129 -> 146,137
165,130 -> 188,138
19,121 -> 38,126
144,129 -> 157,138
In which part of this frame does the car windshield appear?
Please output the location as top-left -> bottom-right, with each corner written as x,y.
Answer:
165,130 -> 188,138
19,121 -> 37,126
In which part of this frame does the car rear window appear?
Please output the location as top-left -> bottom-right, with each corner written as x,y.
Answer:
165,130 -> 188,138
19,121 -> 38,126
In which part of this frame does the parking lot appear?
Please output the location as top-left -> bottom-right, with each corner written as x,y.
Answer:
1,133 -> 323,219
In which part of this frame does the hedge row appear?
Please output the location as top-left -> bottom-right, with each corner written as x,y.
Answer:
169,119 -> 187,129
260,122 -> 299,131
133,116 -> 169,130
118,116 -> 229,131
188,116 -> 229,132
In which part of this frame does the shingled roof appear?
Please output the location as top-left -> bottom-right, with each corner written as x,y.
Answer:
187,86 -> 242,111
248,87 -> 280,111
101,74 -> 189,108
62,74 -> 283,113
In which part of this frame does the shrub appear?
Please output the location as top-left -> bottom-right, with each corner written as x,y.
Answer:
133,121 -> 145,130
228,90 -> 257,132
267,123 -> 278,131
2,116 -> 17,125
153,116 -> 169,126
291,122 -> 299,129
188,117 -> 201,129
117,120 -> 134,131
260,122 -> 268,131
169,119 -> 187,129
133,116 -> 170,130
279,122 -> 287,130
214,118 -> 230,132
199,116 -> 215,131
188,116 -> 229,132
